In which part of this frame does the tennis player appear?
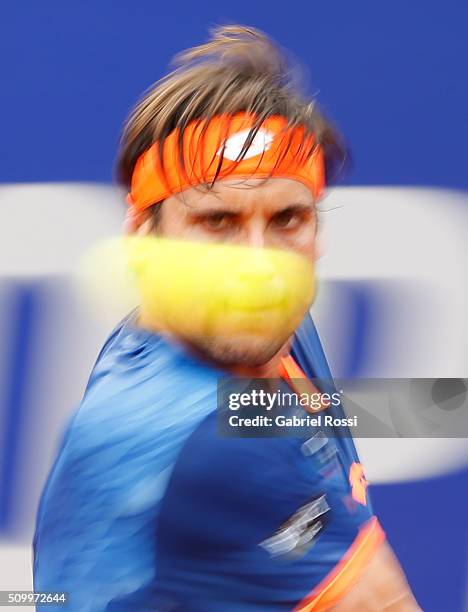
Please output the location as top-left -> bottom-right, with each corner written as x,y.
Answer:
34,25 -> 420,611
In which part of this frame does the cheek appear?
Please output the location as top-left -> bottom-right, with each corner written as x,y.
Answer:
300,230 -> 318,259
272,224 -> 317,261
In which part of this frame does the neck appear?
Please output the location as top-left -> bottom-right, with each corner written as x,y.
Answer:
228,340 -> 291,378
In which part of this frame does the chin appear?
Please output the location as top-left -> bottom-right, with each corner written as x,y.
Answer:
198,334 -> 285,367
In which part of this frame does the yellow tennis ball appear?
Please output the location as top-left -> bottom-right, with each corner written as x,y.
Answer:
75,237 -> 140,323
126,236 -> 315,342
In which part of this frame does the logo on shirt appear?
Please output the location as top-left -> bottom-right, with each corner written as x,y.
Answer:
259,494 -> 330,559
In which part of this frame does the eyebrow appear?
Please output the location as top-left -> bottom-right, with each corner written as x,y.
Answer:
188,207 -> 241,217
187,202 -> 315,218
271,203 -> 315,214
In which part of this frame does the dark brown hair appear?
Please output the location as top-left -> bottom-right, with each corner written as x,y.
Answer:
116,25 -> 347,191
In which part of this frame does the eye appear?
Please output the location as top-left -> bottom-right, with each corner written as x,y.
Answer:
201,213 -> 233,231
271,209 -> 303,230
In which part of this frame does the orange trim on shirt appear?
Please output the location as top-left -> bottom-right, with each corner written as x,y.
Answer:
279,355 -> 382,608
294,517 -> 385,611
279,354 -> 328,414
349,461 -> 369,506
279,354 -> 309,381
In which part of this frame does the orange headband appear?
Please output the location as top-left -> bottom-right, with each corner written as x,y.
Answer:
127,113 -> 325,211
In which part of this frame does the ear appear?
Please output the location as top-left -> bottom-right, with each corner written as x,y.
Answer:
123,207 -> 152,235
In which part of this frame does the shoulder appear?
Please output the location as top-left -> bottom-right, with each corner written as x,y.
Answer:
43,321 -> 222,499
72,321 -> 219,444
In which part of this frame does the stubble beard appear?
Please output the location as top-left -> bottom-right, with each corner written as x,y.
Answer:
189,333 -> 286,368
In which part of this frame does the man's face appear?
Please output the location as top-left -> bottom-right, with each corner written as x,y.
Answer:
140,177 -> 318,366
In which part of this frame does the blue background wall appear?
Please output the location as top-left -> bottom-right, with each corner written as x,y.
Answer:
1,0 -> 467,189
1,2 -> 467,610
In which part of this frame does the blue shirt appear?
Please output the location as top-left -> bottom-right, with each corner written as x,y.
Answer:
33,314 -> 373,611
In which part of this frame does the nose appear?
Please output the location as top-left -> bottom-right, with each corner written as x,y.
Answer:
235,250 -> 276,282
245,233 -> 265,249
239,221 -> 266,250
231,222 -> 278,281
